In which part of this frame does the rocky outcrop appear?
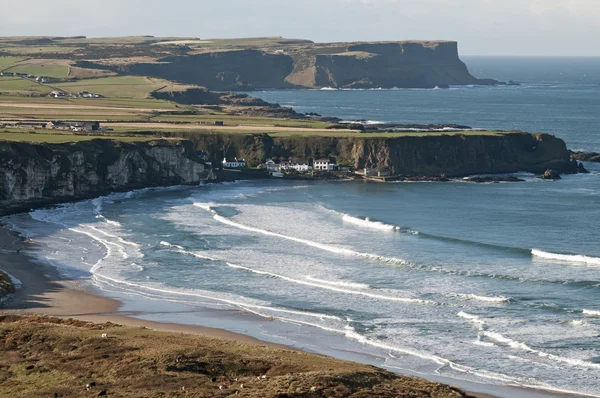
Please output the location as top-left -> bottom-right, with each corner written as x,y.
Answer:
150,88 -> 305,119
170,131 -> 576,177
0,139 -> 210,215
541,169 -> 561,180
77,41 -> 497,90
570,150 -> 600,163
0,270 -> 15,302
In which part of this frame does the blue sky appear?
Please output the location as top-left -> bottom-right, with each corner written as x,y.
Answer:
1,0 -> 598,56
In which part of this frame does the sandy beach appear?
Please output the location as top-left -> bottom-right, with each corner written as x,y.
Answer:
0,223 -> 589,398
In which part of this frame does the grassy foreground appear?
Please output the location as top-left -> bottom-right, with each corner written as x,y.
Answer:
0,315 -> 473,398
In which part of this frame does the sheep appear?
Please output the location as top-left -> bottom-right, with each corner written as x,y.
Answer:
101,333 -> 108,339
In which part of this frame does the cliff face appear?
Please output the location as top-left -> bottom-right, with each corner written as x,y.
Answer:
173,132 -> 575,176
0,140 -> 209,215
79,41 -> 495,90
310,42 -> 486,89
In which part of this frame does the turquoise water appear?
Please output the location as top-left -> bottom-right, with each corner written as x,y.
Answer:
5,57 -> 600,397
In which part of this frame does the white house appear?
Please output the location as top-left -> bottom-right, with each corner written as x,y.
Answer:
314,159 -> 335,171
49,90 -> 66,98
264,159 -> 280,171
222,158 -> 247,168
281,161 -> 312,173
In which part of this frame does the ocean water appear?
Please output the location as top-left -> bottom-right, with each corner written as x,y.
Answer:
4,57 -> 600,397
252,56 -> 600,153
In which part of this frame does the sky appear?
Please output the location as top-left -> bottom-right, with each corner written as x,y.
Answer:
1,0 -> 598,56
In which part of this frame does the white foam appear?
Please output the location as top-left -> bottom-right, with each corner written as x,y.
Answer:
457,311 -> 486,330
160,241 -> 185,250
201,208 -> 410,267
532,249 -> 600,266
460,312 -> 600,370
305,276 -> 370,290
454,293 -> 512,303
227,263 -> 431,304
342,214 -> 397,232
193,202 -> 217,214
582,309 -> 600,317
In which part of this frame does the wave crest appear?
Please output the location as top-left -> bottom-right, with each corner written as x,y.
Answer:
532,249 -> 600,266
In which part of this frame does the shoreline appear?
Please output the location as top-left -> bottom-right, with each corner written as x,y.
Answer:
0,221 -> 592,398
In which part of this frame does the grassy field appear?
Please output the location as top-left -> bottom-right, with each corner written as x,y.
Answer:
0,315 -> 471,398
0,56 -> 26,71
6,59 -> 70,78
54,76 -> 190,99
1,46 -> 76,55
0,130 -> 160,143
0,77 -> 53,94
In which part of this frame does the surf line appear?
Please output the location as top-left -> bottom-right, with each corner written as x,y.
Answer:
160,240 -> 437,306
532,249 -> 600,266
193,203 -> 410,267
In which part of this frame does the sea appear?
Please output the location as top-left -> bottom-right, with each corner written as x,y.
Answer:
4,57 -> 600,397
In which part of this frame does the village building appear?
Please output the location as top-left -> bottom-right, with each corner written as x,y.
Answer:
280,161 -> 312,173
313,159 -> 336,171
222,158 -> 247,168
46,121 -> 100,131
49,90 -> 67,98
13,121 -> 47,129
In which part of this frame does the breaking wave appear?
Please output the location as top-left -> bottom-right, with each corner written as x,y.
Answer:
532,249 -> 600,266
227,263 -> 434,305
458,312 -> 600,370
194,203 -> 411,267
582,309 -> 600,318
453,294 -> 512,303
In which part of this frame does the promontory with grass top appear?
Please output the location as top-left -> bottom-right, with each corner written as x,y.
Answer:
0,35 -> 585,209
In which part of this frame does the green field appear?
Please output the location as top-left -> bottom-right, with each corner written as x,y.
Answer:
0,77 -> 52,94
0,130 -> 159,143
6,61 -> 70,78
55,76 -> 186,99
0,56 -> 26,71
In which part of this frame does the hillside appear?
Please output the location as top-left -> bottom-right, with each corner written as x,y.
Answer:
0,315 -> 475,398
0,36 -> 498,90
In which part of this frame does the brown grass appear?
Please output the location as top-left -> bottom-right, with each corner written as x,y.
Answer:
0,315 -> 474,398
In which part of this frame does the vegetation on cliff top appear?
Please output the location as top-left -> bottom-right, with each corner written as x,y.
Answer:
0,315 -> 473,398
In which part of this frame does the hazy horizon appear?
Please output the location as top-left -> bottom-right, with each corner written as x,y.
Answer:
1,0 -> 599,56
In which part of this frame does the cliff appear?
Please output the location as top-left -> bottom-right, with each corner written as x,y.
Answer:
77,41 -> 497,90
171,131 -> 576,176
0,139 -> 209,216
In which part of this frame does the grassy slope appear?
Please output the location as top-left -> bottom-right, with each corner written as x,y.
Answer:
54,76 -> 188,99
6,60 -> 70,78
0,131 -> 161,143
0,316 -> 471,398
0,57 -> 26,71
0,41 -> 508,143
0,77 -> 52,94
